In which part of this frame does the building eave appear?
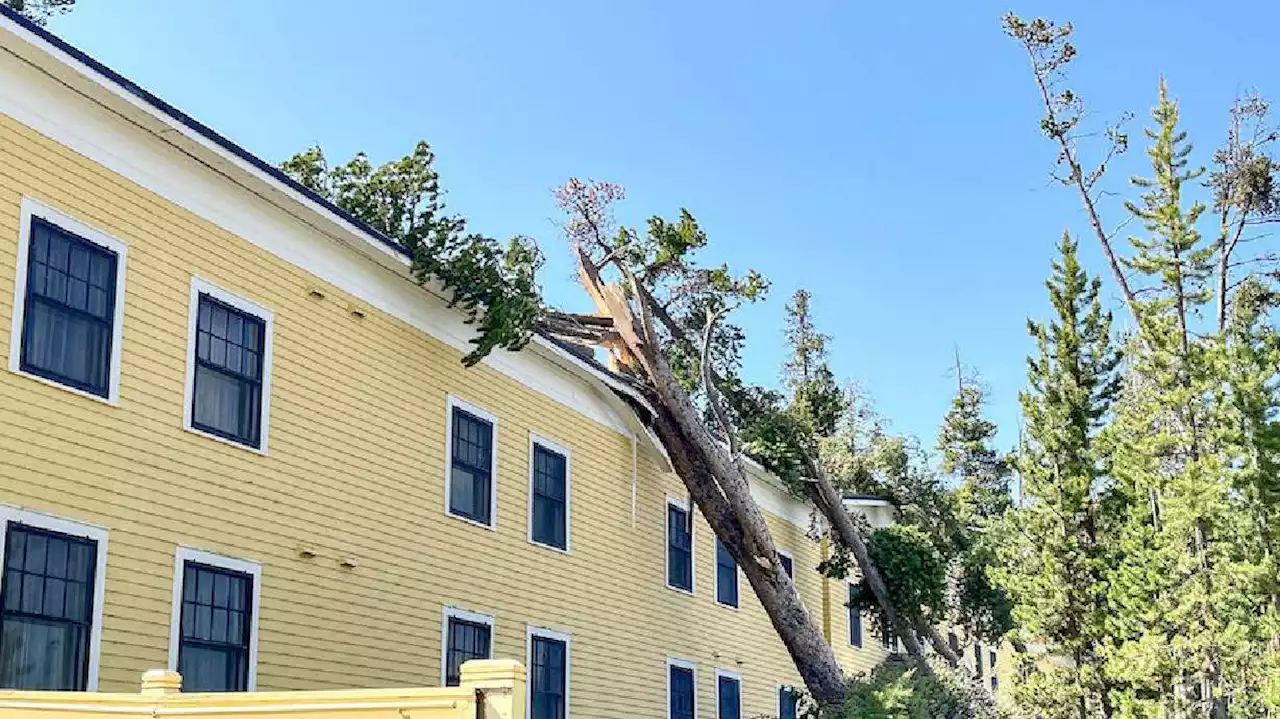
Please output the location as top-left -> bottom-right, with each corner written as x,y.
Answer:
0,4 -> 659,428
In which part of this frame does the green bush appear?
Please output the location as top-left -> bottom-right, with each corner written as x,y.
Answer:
823,659 -> 983,719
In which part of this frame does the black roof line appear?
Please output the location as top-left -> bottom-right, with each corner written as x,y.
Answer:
0,4 -> 410,258
0,7 -> 662,408
843,493 -> 894,504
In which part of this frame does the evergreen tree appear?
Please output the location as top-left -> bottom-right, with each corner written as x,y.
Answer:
1104,82 -> 1267,717
998,232 -> 1121,718
1009,15 -> 1280,717
782,289 -> 846,436
935,369 -> 1017,647
938,376 -> 1012,525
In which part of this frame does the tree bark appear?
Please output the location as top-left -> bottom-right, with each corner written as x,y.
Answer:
801,463 -> 926,659
801,452 -> 1002,717
569,247 -> 851,708
647,396 -> 849,707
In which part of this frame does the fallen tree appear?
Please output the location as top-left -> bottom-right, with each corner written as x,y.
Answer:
281,147 -> 995,711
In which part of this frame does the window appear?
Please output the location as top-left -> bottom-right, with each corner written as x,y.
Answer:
973,643 -> 983,680
716,669 -> 741,719
948,631 -> 960,654
529,436 -> 569,551
527,627 -> 569,719
667,659 -> 696,719
0,510 -> 107,691
880,625 -> 895,651
9,200 -> 127,402
184,278 -> 273,451
778,550 -> 793,579
441,607 -> 492,687
168,548 -> 260,692
666,499 -> 693,593
714,538 -> 738,608
778,686 -> 799,719
446,397 -> 497,528
848,584 -> 862,647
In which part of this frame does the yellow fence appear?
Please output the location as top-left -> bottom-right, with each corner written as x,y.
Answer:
0,661 -> 525,719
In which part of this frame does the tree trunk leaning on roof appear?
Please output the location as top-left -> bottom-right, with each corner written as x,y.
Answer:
279,145 -> 992,711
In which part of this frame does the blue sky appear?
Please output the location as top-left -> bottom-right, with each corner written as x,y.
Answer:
51,0 -> 1275,453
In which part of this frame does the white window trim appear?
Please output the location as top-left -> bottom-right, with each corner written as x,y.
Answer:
526,624 -> 571,719
440,605 -> 495,686
777,684 -> 800,719
665,657 -> 697,719
444,395 -> 499,531
714,537 -> 740,610
182,276 -> 275,454
167,546 -> 263,691
714,668 -> 742,719
8,197 -> 128,405
664,496 -> 695,596
0,505 -> 109,691
777,547 -> 794,580
527,433 -> 571,553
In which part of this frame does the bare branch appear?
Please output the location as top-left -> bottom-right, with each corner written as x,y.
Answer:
1013,22 -> 1141,325
701,307 -> 739,458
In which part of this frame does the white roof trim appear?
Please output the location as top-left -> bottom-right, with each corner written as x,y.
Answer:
0,8 -> 657,430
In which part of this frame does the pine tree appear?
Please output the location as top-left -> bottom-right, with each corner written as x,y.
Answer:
782,289 -> 846,436
934,367 -> 1017,645
1104,82 -> 1267,717
1009,16 -> 1280,715
998,232 -> 1121,718
938,376 -> 1012,525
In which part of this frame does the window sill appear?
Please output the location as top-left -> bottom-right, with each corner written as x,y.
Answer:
528,536 -> 571,555
715,599 -> 741,611
9,367 -> 119,406
184,424 -> 267,456
446,510 -> 497,532
665,583 -> 695,598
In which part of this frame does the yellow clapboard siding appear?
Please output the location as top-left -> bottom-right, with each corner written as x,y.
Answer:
0,102 -> 886,718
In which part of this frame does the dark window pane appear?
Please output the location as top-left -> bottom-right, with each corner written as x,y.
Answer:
974,643 -> 983,680
779,553 -> 793,579
179,562 -> 252,692
449,409 -> 493,524
715,539 -> 738,607
444,617 -> 491,687
718,676 -> 740,719
20,219 -> 117,397
848,584 -> 863,647
667,505 -> 692,591
779,687 -> 798,719
530,636 -> 566,719
190,294 -> 266,448
531,445 -> 567,549
881,625 -> 896,651
0,524 -> 96,690
670,666 -> 695,719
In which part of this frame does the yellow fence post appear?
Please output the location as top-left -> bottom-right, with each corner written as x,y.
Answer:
140,670 -> 183,696
460,659 -> 525,719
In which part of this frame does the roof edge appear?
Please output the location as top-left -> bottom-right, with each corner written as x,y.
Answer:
0,5 -> 662,425
0,3 -> 409,259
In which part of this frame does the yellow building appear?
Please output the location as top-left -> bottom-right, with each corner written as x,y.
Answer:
0,7 -> 934,718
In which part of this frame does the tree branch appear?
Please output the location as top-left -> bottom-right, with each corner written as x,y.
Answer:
701,307 -> 740,458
